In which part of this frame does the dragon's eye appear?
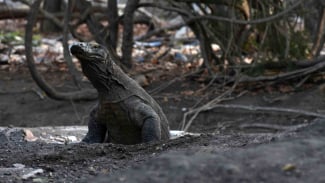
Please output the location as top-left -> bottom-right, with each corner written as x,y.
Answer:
89,42 -> 100,49
93,44 -> 100,49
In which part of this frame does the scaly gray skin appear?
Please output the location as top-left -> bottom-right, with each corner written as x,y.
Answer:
70,42 -> 170,144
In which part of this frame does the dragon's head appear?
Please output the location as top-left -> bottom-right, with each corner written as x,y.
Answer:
70,42 -> 108,63
70,42 -> 111,91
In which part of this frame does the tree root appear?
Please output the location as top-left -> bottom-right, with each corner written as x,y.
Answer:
25,0 -> 97,101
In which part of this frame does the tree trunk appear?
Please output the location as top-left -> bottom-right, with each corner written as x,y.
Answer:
41,0 -> 62,32
121,0 -> 139,68
311,7 -> 325,57
107,0 -> 119,49
25,0 -> 97,101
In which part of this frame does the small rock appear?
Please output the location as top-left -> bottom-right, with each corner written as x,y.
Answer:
24,129 -> 38,142
174,26 -> 192,39
174,52 -> 188,62
12,45 -> 25,54
67,136 -> 78,142
0,54 -> 9,64
282,163 -> 296,172
3,172 -> 11,176
88,166 -> 97,175
13,163 -> 25,169
32,178 -> 47,183
21,168 -> 44,180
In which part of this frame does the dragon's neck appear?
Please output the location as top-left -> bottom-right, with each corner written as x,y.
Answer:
95,65 -> 135,103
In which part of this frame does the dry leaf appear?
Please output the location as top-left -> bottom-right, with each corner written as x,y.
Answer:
181,90 -> 194,96
279,85 -> 293,93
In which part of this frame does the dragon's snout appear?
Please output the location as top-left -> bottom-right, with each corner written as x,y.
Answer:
70,42 -> 86,55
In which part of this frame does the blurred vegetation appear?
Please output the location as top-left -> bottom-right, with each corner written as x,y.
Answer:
0,31 -> 24,45
0,31 -> 41,46
18,0 -> 324,71
5,0 -> 322,101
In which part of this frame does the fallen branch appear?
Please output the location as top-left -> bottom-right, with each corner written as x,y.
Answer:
0,6 -> 29,19
199,104 -> 325,119
239,123 -> 309,132
182,80 -> 325,131
181,80 -> 239,131
183,103 -> 325,132
238,56 -> 325,83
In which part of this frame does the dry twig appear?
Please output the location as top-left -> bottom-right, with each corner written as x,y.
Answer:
181,80 -> 239,131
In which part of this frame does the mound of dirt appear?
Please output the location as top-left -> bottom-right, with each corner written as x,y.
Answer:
90,119 -> 325,183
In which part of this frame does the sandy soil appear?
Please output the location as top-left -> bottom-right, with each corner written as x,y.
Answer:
0,68 -> 325,183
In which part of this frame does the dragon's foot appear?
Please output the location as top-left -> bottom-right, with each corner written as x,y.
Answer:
81,132 -> 105,143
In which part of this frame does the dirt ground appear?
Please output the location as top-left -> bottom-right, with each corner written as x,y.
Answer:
0,67 -> 325,183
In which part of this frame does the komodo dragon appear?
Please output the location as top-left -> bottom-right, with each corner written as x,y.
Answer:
70,42 -> 170,144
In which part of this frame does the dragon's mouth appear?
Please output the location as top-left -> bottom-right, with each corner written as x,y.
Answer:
70,45 -> 84,56
70,45 -> 96,62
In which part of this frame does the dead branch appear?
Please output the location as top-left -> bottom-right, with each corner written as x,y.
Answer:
135,22 -> 186,41
149,69 -> 204,95
149,78 -> 181,95
198,104 -> 325,118
139,0 -> 302,26
184,0 -> 303,25
0,1 -> 107,20
239,123 -> 309,132
295,55 -> 325,68
19,0 -> 63,28
25,0 -> 97,101
73,0 -> 109,46
311,7 -> 325,57
62,0 -> 82,89
238,56 -> 325,83
182,99 -> 325,132
181,80 -> 239,131
70,100 -> 82,123
0,6 -> 29,19
0,88 -> 45,99
181,76 -> 325,132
